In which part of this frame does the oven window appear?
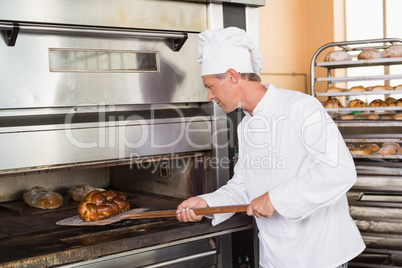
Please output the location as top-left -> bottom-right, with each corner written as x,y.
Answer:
49,48 -> 159,73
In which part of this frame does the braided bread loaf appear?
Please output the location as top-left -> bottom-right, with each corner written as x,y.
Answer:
78,190 -> 130,221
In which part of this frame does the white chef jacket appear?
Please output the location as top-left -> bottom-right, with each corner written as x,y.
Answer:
200,84 -> 365,268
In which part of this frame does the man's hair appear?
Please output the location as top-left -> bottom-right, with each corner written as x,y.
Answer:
212,72 -> 261,82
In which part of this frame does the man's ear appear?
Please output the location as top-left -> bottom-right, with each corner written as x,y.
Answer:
226,68 -> 239,84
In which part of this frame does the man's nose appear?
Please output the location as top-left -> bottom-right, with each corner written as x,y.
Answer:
207,90 -> 214,101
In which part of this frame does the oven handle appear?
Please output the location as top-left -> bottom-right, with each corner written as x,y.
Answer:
0,22 -> 188,51
141,250 -> 217,268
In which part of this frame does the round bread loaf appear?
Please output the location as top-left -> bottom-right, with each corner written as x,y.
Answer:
372,85 -> 387,91
360,144 -> 380,152
367,114 -> 379,120
350,86 -> 365,92
23,186 -> 63,209
341,114 -> 354,120
382,142 -> 400,150
324,51 -> 351,62
326,87 -> 341,93
389,98 -> 402,107
394,114 -> 402,120
348,99 -> 366,108
78,190 -> 130,221
381,114 -> 394,120
350,148 -> 371,155
67,185 -> 105,202
384,45 -> 402,58
369,99 -> 387,107
324,98 -> 344,108
379,145 -> 397,155
385,97 -> 396,106
357,49 -> 383,60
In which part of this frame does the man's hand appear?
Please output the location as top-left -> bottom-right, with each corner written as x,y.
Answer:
247,192 -> 276,218
176,197 -> 208,222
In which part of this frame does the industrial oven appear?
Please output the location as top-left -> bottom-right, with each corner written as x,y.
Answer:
311,39 -> 402,267
0,0 -> 264,267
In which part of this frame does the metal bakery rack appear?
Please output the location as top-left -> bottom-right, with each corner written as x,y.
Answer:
311,38 -> 402,267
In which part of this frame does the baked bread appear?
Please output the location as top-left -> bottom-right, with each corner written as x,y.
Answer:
348,99 -> 366,108
393,114 -> 402,120
360,144 -> 379,152
324,51 -> 351,62
326,87 -> 341,93
382,142 -> 400,150
350,148 -> 371,155
384,45 -> 402,58
78,190 -> 130,221
350,86 -> 365,92
372,85 -> 387,91
380,114 -> 394,120
369,99 -> 387,107
340,114 -> 354,120
379,145 -> 397,155
23,186 -> 63,209
385,97 -> 396,106
67,185 -> 105,202
324,98 -> 344,108
395,85 -> 402,91
389,98 -> 402,107
367,114 -> 379,120
357,49 -> 383,60
347,144 -> 355,150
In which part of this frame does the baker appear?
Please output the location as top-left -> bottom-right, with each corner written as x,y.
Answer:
176,27 -> 365,268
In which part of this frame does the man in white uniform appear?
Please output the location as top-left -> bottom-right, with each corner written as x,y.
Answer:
176,27 -> 365,268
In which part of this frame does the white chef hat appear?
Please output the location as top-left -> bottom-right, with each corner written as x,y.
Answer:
197,27 -> 263,76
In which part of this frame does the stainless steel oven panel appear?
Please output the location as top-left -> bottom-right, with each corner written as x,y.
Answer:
0,30 -> 205,108
0,0 -> 207,32
0,120 -> 211,172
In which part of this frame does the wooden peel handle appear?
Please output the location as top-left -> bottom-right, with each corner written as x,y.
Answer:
193,204 -> 248,215
121,204 -> 248,220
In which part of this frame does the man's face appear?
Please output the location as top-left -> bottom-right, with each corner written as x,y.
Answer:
202,74 -> 239,114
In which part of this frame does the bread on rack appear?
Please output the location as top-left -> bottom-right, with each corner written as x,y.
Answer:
357,49 -> 383,60
384,45 -> 402,58
347,99 -> 366,108
324,51 -> 351,62
23,186 -> 64,210
369,99 -> 387,107
360,144 -> 380,152
367,114 -> 379,120
389,98 -> 402,107
340,114 -> 354,120
350,85 -> 365,92
378,142 -> 400,155
326,87 -> 342,93
394,114 -> 402,120
372,85 -> 388,91
324,98 -> 344,108
395,84 -> 402,91
78,190 -> 130,221
67,185 -> 105,202
380,114 -> 394,120
349,147 -> 371,155
385,97 -> 396,106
